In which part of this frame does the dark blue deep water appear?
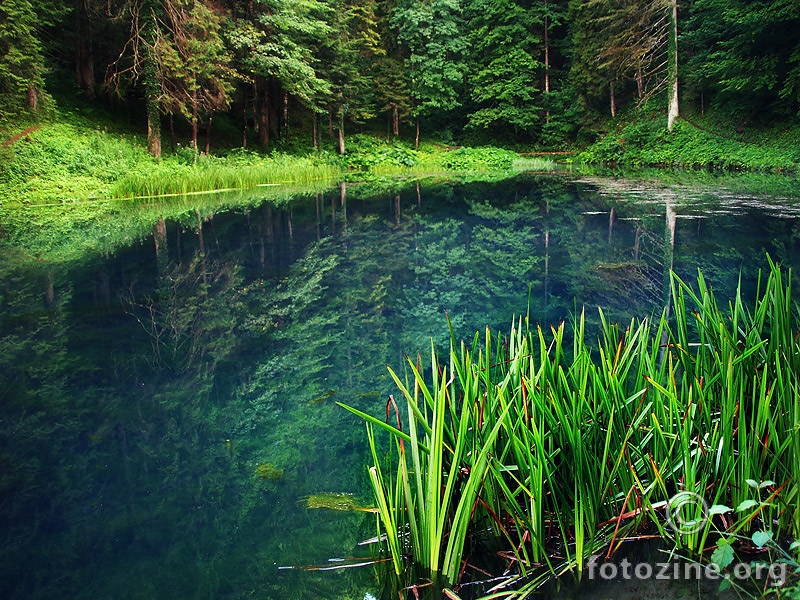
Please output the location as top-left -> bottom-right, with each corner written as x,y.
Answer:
1,172 -> 799,599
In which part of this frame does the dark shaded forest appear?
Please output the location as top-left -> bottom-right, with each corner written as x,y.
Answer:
2,0 -> 800,154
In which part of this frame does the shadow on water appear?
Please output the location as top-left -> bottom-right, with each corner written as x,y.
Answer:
1,172 -> 799,599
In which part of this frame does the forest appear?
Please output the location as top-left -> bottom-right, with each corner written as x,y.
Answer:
2,0 -> 800,156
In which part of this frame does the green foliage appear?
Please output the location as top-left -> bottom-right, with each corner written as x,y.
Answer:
685,0 -> 800,115
464,0 -> 545,136
345,258 -> 800,592
343,134 -> 417,169
110,152 -> 341,198
155,0 -> 235,128
227,0 -> 333,110
0,0 -> 53,118
325,0 -> 385,127
440,146 -> 517,170
254,462 -> 284,481
580,109 -> 800,171
392,0 -> 468,118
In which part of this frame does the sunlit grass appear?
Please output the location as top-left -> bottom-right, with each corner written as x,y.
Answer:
109,153 -> 341,200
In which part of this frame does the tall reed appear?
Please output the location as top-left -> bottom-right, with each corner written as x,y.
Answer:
340,258 -> 800,595
109,154 -> 341,199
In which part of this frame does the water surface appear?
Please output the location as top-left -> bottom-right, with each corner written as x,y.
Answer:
1,172 -> 799,599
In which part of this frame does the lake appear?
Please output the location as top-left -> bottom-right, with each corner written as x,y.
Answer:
1,171 -> 799,599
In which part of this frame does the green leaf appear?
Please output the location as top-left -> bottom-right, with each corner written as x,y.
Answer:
745,478 -> 760,489
712,539 -> 735,569
736,499 -> 759,511
708,504 -> 732,515
752,530 -> 774,548
719,576 -> 732,592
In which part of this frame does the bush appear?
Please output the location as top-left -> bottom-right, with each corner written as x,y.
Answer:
580,110 -> 800,172
344,134 -> 418,170
440,146 -> 517,170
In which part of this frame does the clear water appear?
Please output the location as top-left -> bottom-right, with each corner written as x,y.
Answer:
1,172 -> 799,599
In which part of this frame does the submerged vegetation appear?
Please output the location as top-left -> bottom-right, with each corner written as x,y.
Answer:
2,169 -> 800,599
342,258 -> 800,597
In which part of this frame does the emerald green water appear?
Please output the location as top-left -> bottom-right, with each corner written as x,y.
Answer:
1,173 -> 799,599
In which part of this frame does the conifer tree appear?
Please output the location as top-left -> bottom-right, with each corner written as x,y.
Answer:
226,0 -> 332,147
0,0 -> 51,115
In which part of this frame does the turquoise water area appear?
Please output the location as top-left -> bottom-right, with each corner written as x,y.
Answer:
1,173 -> 799,599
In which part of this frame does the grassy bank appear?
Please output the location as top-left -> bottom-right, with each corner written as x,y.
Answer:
580,108 -> 800,172
341,258 -> 800,598
0,110 -> 537,207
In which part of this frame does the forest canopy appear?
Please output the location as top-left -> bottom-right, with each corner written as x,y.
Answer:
2,0 -> 800,154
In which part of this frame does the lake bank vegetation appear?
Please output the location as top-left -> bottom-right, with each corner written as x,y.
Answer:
341,258 -> 800,598
3,0 -> 800,185
0,111 -> 535,205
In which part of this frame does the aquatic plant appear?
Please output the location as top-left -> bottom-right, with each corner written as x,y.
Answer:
302,492 -> 376,512
254,463 -> 284,481
340,257 -> 800,596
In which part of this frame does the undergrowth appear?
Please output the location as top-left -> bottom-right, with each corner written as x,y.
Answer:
580,108 -> 800,172
1,112 -> 533,206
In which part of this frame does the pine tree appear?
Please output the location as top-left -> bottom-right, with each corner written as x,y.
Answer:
155,0 -> 234,150
322,0 -> 385,152
685,0 -> 800,117
226,0 -> 332,146
0,0 -> 50,116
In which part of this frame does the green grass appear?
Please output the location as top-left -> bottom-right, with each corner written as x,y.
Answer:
1,112 -> 545,207
108,151 -> 342,199
341,257 -> 800,596
579,106 -> 800,172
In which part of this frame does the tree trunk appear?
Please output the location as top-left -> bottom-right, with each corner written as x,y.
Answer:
637,61 -> 644,99
393,106 -> 399,137
146,96 -> 161,158
154,217 -> 167,257
143,6 -> 161,158
242,91 -> 248,148
257,78 -> 270,146
283,89 -> 289,144
415,118 -> 420,150
609,81 -> 616,118
75,0 -> 95,98
191,100 -> 199,150
205,113 -> 212,154
196,209 -> 205,254
337,126 -> 346,155
544,0 -> 550,93
667,0 -> 679,131
26,86 -> 38,112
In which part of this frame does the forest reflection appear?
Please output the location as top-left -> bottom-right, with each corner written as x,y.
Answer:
1,173 -> 799,599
